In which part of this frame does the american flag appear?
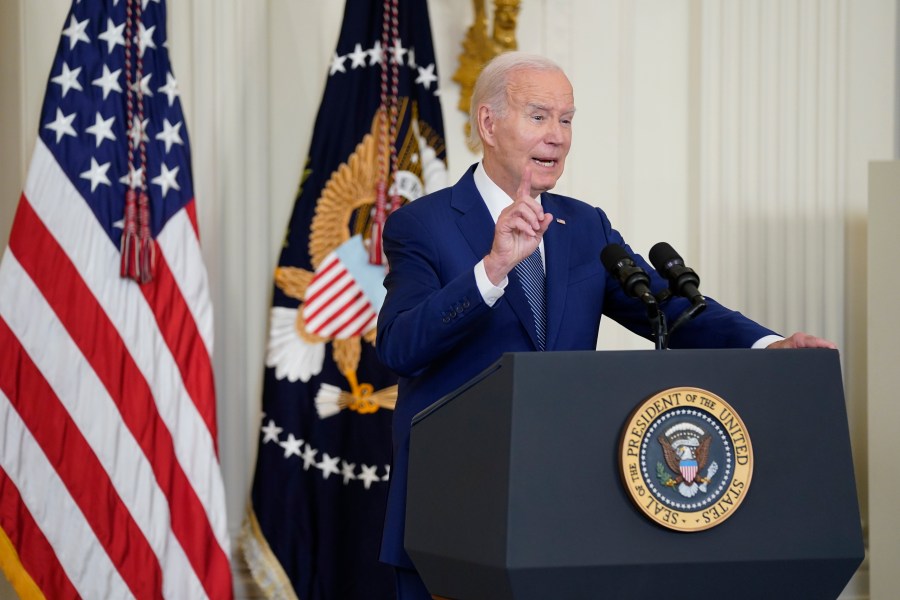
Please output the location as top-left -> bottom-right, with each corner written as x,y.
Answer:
0,1 -> 232,598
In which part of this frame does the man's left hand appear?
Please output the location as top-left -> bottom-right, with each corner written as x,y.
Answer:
766,332 -> 837,349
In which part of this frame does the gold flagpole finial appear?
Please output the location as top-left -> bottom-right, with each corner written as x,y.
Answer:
491,0 -> 520,55
453,0 -> 520,138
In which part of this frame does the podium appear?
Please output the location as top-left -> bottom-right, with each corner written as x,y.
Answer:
406,350 -> 863,600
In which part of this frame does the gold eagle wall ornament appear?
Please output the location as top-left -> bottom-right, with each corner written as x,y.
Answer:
266,108 -> 448,418
453,0 -> 521,138
271,116 -> 387,415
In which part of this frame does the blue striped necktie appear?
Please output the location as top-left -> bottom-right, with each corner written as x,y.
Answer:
515,248 -> 547,350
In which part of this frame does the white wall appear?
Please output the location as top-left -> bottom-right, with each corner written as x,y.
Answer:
1,1 -> 894,598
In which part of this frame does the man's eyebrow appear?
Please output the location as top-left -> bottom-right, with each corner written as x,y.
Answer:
525,103 -> 576,116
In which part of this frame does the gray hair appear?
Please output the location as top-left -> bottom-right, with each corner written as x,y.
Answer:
466,52 -> 565,152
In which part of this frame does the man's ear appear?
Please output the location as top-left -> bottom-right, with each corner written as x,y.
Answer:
477,105 -> 496,148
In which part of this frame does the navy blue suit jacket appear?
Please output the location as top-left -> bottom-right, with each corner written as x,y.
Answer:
376,164 -> 776,567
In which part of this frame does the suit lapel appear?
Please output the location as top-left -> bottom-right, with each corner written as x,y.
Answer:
451,168 -> 494,259
451,167 -> 541,349
541,193 -> 571,350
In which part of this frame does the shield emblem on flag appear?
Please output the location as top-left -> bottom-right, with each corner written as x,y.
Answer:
680,459 -> 698,484
302,235 -> 386,339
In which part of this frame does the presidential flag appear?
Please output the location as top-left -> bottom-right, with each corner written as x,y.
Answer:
0,1 -> 232,598
239,0 -> 447,598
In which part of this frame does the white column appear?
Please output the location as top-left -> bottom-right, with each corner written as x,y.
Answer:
867,161 -> 900,600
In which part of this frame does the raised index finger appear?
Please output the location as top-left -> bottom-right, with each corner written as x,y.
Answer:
516,167 -> 534,203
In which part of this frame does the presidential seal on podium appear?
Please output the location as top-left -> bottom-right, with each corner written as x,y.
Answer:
619,387 -> 754,532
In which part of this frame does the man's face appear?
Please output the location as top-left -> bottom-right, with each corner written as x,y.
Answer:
481,68 -> 575,199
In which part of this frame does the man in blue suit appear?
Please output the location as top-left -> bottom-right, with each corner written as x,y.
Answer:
376,52 -> 835,599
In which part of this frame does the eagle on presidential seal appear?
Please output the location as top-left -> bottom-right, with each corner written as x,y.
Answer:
657,422 -> 720,498
265,109 -> 447,418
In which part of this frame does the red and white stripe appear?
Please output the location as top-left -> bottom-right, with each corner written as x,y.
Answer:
0,140 -> 232,598
680,464 -> 698,484
302,253 -> 377,339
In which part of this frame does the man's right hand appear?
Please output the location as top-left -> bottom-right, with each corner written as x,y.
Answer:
483,168 -> 554,285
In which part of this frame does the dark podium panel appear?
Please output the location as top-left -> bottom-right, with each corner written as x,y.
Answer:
406,350 -> 863,600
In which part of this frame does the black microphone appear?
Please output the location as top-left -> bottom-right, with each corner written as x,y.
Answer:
600,244 -> 655,306
648,242 -> 704,306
